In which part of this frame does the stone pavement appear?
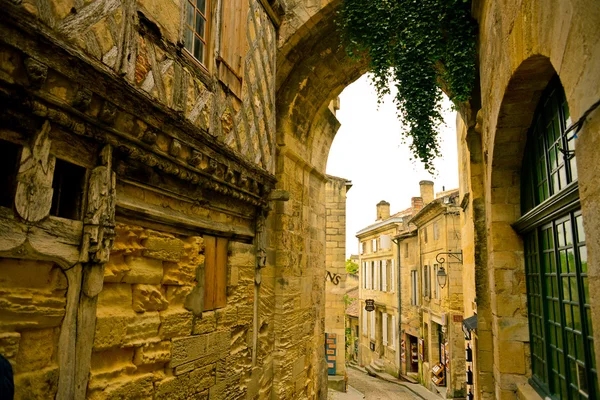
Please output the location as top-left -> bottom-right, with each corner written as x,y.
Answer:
348,365 -> 442,400
328,367 -> 427,399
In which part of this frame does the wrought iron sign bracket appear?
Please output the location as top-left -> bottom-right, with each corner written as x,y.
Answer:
435,251 -> 463,265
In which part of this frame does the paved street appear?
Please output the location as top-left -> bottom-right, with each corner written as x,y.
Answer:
330,368 -> 420,400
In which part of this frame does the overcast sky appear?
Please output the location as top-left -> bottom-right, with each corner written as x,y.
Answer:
325,74 -> 459,258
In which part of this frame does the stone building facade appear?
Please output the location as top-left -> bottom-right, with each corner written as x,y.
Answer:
356,194 -> 425,377
410,188 -> 465,397
324,175 -> 352,385
1,0 -> 600,399
0,0 -> 333,398
456,1 -> 600,399
357,200 -> 402,374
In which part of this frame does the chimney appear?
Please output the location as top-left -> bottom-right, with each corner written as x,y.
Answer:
419,180 -> 434,205
411,197 -> 424,214
376,200 -> 390,221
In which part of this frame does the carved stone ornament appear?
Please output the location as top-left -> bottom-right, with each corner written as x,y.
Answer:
73,88 -> 93,111
169,139 -> 182,157
24,57 -> 48,89
15,120 -> 56,222
188,150 -> 202,167
99,101 -> 117,125
80,145 -> 116,265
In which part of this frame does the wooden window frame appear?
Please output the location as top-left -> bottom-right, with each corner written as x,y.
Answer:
183,0 -> 210,67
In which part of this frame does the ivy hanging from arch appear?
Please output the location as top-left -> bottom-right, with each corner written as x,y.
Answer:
338,0 -> 477,172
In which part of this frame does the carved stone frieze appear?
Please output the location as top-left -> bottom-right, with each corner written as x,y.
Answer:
4,53 -> 275,210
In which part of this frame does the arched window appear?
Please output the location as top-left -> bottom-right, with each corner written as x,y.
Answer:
517,76 -> 598,399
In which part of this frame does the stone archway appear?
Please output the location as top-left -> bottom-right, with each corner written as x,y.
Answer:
270,2 -> 368,397
485,55 -> 558,396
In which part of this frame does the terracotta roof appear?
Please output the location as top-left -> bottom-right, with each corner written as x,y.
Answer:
345,288 -> 359,317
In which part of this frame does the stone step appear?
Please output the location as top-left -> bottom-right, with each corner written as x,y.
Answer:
374,359 -> 385,367
365,365 -> 378,377
369,361 -> 384,373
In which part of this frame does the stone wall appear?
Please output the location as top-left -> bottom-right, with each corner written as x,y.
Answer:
0,259 -> 66,400
461,0 -> 600,398
325,176 -> 352,377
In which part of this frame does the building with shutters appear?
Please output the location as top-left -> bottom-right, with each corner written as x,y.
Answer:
356,185 -> 428,376
410,187 -> 465,397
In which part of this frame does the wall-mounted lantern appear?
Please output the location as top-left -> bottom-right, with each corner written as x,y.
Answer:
434,251 -> 462,290
437,266 -> 448,289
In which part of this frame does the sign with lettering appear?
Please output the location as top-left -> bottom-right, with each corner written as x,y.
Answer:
365,299 -> 375,312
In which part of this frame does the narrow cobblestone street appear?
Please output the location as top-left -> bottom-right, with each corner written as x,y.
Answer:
330,368 -> 421,400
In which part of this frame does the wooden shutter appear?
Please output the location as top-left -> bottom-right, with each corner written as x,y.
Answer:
203,235 -> 228,310
218,0 -> 248,97
370,311 -> 375,340
392,315 -> 397,348
382,260 -> 387,291
382,313 -> 388,345
390,259 -> 395,292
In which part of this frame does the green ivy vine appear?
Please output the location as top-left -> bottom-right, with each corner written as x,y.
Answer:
338,0 -> 477,172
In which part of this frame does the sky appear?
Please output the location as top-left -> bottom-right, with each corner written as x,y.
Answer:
325,74 -> 459,258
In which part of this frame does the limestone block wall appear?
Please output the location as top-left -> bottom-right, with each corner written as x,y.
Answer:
456,114 -> 483,397
325,176 -> 351,377
88,223 -> 268,399
271,154 -> 328,399
0,259 -> 67,399
465,0 -> 600,398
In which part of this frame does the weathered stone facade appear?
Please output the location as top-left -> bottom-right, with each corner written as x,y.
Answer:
324,175 -> 352,383
457,1 -> 600,399
1,0 -> 599,399
410,188 -> 465,397
357,201 -> 411,376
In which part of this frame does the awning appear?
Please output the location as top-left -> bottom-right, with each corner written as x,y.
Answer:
462,314 -> 477,340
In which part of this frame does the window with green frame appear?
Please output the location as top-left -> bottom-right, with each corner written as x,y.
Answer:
518,76 -> 598,399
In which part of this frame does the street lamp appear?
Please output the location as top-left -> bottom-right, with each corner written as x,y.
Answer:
437,266 -> 448,289
434,250 -> 462,290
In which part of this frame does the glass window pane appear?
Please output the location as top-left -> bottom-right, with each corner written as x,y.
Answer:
184,28 -> 194,52
194,37 -> 204,62
570,277 -> 579,303
196,12 -> 205,38
565,221 -> 573,246
557,223 -> 565,247
186,1 -> 195,27
558,165 -> 567,191
576,215 -> 586,243
196,0 -> 206,13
